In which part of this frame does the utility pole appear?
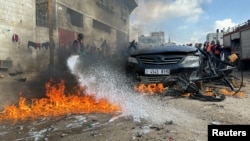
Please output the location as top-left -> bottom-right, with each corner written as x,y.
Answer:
48,0 -> 55,70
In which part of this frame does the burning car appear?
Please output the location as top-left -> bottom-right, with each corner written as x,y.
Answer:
125,44 -> 203,88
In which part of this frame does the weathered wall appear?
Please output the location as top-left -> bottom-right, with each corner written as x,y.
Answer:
0,0 -> 54,71
0,0 -> 137,71
0,0 -> 36,71
57,0 -> 132,54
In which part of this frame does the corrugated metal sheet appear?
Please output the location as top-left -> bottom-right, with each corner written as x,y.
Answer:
223,35 -> 231,47
241,30 -> 250,59
231,32 -> 240,40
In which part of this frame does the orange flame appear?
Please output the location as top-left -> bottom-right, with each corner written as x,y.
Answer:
0,79 -> 121,122
134,83 -> 245,99
219,88 -> 245,98
134,83 -> 168,94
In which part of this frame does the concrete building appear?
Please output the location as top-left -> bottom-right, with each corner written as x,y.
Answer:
0,0 -> 138,71
206,32 -> 223,45
138,31 -> 165,48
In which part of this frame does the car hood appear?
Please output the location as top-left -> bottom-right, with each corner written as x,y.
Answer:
131,45 -> 198,56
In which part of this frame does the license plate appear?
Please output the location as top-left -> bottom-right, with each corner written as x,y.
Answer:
145,69 -> 170,75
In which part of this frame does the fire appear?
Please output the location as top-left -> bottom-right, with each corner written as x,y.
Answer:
219,88 -> 245,98
134,83 -> 245,98
134,83 -> 168,94
203,87 -> 214,96
0,79 -> 121,122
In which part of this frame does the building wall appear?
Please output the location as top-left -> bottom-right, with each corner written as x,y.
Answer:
151,31 -> 165,44
0,0 -> 137,71
206,33 -> 223,45
0,0 -> 39,71
138,31 -> 166,47
57,0 -> 133,54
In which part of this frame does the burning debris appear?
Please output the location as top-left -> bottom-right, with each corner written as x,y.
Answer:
219,88 -> 245,98
133,83 -> 245,99
0,79 -> 121,123
133,83 -> 168,94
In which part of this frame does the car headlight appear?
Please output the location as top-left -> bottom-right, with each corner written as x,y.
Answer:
127,57 -> 139,64
181,56 -> 200,67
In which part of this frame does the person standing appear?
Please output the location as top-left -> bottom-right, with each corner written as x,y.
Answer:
206,40 -> 215,54
203,41 -> 208,52
213,40 -> 222,68
205,41 -> 217,73
71,33 -> 85,56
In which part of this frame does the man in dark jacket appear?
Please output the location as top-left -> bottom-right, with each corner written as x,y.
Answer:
71,33 -> 85,56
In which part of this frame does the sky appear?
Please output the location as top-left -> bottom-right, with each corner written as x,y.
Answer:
130,0 -> 250,45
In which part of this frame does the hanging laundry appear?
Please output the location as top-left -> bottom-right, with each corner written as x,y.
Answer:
42,42 -> 49,50
27,41 -> 49,50
12,34 -> 19,42
27,41 -> 36,49
35,43 -> 42,50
